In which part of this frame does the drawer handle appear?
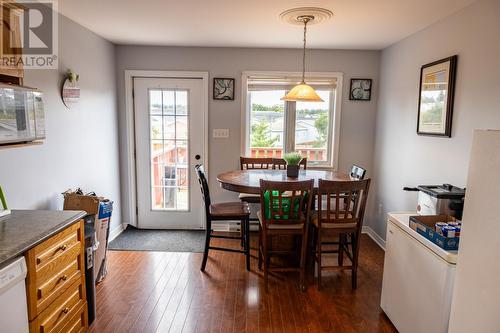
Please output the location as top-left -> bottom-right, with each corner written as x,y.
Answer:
36,244 -> 68,264
389,230 -> 394,234
60,275 -> 68,281
62,307 -> 69,314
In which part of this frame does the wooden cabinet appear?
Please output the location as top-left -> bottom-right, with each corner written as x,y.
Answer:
0,0 -> 24,83
25,220 -> 88,333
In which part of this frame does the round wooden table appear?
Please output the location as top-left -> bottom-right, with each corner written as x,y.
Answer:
217,169 -> 351,194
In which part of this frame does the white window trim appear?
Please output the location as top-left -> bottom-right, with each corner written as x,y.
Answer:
240,70 -> 343,171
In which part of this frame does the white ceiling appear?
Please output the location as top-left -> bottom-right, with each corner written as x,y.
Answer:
58,0 -> 476,50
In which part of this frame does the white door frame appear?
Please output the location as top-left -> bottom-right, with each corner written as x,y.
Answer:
124,70 -> 209,228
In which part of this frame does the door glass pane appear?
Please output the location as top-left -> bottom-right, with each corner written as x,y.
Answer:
294,90 -> 331,164
162,116 -> 176,139
176,91 -> 188,115
162,91 -> 175,115
150,116 -> 162,140
176,116 -> 188,140
249,90 -> 285,157
149,89 -> 189,211
150,90 -> 162,115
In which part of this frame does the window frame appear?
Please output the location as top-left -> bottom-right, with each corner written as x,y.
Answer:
241,71 -> 343,170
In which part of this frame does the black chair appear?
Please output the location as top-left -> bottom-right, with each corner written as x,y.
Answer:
195,165 -> 251,271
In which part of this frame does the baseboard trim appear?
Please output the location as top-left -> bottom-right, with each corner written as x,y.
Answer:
362,226 -> 385,251
109,223 -> 126,242
212,222 -> 386,251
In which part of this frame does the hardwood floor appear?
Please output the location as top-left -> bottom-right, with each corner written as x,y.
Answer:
89,234 -> 396,333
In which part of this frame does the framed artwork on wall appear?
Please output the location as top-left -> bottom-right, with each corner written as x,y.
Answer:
349,79 -> 372,101
417,55 -> 457,137
213,78 -> 235,100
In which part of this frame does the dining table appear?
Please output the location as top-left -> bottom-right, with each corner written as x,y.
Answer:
217,169 -> 352,195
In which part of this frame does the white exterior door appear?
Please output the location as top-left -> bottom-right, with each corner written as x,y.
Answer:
134,77 -> 206,229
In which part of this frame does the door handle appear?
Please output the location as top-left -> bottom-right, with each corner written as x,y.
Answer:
195,154 -> 201,160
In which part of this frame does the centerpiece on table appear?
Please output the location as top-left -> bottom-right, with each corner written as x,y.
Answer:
283,152 -> 303,178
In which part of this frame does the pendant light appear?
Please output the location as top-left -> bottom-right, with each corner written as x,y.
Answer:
281,15 -> 324,102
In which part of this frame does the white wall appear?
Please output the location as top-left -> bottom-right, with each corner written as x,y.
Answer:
115,46 -> 380,226
368,0 -> 500,239
0,15 -> 122,231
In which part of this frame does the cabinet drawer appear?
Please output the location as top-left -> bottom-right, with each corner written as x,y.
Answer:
26,221 -> 86,320
37,257 -> 82,306
33,222 -> 81,269
59,302 -> 88,333
30,279 -> 86,333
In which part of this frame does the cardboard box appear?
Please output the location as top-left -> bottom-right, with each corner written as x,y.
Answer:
63,191 -> 113,283
93,201 -> 113,283
63,192 -> 101,215
409,215 -> 460,251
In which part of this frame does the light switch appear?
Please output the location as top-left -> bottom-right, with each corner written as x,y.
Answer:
213,128 -> 229,138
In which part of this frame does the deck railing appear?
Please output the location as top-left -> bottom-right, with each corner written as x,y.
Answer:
250,147 -> 326,161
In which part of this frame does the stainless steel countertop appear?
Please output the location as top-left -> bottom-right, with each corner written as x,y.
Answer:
0,210 -> 86,268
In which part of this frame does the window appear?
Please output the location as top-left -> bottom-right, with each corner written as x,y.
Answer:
149,89 -> 189,210
243,72 -> 342,168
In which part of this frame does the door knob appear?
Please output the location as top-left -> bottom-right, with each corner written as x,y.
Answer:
195,155 -> 201,160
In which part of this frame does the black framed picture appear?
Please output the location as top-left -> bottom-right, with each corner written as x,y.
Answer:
417,55 -> 457,137
213,78 -> 235,100
349,79 -> 372,101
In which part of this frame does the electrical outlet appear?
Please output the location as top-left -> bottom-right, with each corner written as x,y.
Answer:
378,203 -> 383,215
213,128 -> 229,138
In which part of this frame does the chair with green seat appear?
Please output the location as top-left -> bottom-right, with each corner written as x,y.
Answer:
257,179 -> 313,292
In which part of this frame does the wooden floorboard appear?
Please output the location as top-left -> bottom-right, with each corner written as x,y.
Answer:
89,234 -> 397,333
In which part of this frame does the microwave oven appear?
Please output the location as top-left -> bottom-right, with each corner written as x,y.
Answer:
0,84 -> 45,145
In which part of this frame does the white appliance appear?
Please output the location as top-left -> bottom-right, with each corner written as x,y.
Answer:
449,130 -> 500,332
381,213 -> 457,333
0,84 -> 45,145
0,257 -> 29,333
404,184 -> 466,219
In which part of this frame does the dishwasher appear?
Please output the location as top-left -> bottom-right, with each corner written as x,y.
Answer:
0,257 -> 29,333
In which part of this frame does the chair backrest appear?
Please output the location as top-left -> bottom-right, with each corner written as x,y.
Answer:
272,158 -> 307,170
317,179 -> 371,230
259,179 -> 313,228
240,157 -> 273,170
350,165 -> 366,180
195,164 -> 211,217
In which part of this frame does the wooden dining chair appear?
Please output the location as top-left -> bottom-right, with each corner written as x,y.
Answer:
238,157 -> 274,203
272,158 -> 307,170
195,165 -> 251,272
311,178 -> 371,290
238,157 -> 274,227
240,157 -> 274,170
257,179 -> 314,292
